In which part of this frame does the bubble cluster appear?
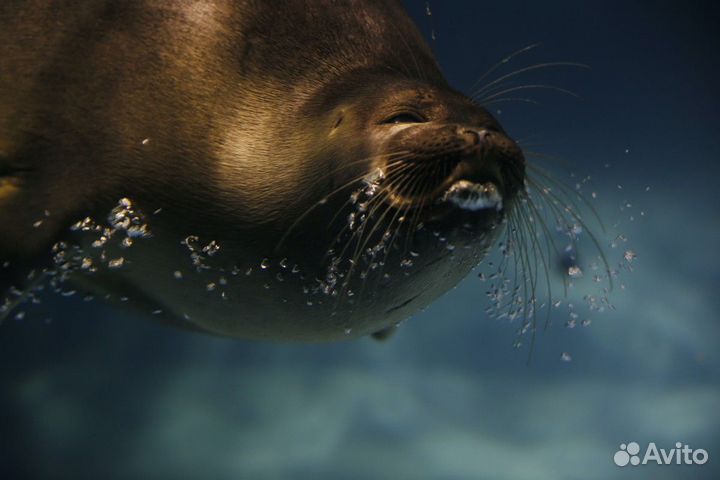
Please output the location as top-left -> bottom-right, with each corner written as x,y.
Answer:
1,198 -> 152,324
475,164 -> 638,359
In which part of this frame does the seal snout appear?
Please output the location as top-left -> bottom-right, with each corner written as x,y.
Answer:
446,127 -> 526,208
379,120 -> 524,217
433,128 -> 507,209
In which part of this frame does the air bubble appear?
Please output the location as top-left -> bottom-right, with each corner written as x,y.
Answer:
202,240 -> 220,256
108,258 -> 125,269
567,266 -> 583,278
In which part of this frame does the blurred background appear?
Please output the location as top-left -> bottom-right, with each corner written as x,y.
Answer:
1,1 -> 718,479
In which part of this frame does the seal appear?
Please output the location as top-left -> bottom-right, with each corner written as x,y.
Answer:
0,1 -> 525,340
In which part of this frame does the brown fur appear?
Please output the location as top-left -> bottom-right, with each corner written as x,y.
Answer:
0,1 -> 524,340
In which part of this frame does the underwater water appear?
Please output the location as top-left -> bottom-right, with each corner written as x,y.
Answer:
1,1 -> 718,479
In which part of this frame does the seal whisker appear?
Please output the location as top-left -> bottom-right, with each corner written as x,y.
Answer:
524,150 -> 609,229
479,84 -> 580,104
508,222 -> 535,359
526,176 -> 613,291
360,161 -> 428,255
518,193 -> 555,331
341,197 -> 405,306
299,151 -> 412,198
325,160 -> 416,228
474,74 -> 582,101
360,197 -> 420,304
274,153 -> 413,252
527,170 -> 591,233
514,137 -> 549,154
508,210 -> 535,323
520,190 -> 559,288
321,162 -> 418,271
521,183 -> 571,297
401,157 -> 442,255
522,149 -> 579,169
371,159 -> 437,276
330,170 -> 422,305
481,97 -> 541,107
471,62 -> 589,99
289,151 -> 414,206
352,173 -> 426,306
340,166 -> 421,268
469,43 -> 542,94
515,206 -> 542,324
525,178 -> 579,265
526,162 -> 606,232
324,161 -> 417,271
505,203 -> 548,364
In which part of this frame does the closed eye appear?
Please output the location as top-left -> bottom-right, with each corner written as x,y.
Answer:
382,112 -> 425,124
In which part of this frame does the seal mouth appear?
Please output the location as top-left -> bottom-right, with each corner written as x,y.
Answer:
441,179 -> 503,212
380,158 -> 507,218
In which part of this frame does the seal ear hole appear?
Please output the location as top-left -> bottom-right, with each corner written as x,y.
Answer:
333,115 -> 344,129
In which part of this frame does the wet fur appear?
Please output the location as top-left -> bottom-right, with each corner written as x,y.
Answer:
0,1 -> 531,340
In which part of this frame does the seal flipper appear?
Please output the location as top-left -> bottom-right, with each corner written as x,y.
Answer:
69,271 -> 212,335
371,325 -> 399,341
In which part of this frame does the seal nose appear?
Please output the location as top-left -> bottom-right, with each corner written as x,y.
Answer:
458,128 -> 493,148
451,128 -> 503,184
454,127 -> 526,202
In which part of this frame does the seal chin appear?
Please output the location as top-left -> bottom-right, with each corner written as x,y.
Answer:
441,179 -> 503,212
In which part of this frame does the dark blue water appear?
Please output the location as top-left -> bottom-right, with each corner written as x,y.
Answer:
2,1 -> 718,479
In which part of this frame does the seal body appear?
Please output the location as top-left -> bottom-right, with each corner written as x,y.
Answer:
0,1 -> 525,340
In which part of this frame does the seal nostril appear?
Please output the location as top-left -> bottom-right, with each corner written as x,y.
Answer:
460,128 -> 491,146
475,129 -> 492,143
459,129 -> 479,146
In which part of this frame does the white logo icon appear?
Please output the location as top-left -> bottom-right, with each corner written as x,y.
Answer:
614,441 -> 709,467
614,442 -> 641,466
